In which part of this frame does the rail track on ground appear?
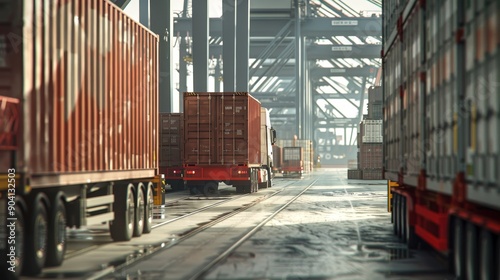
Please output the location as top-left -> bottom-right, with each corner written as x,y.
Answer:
97,178 -> 317,280
33,179 -> 300,279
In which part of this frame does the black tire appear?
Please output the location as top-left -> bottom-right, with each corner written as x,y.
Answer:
496,234 -> 500,280
401,196 -> 407,243
143,183 -> 154,234
452,217 -> 465,279
2,200 -> 24,279
393,194 -> 399,236
203,182 -> 218,196
405,207 -> 418,249
235,185 -> 244,194
133,185 -> 145,237
23,193 -> 48,276
479,228 -> 494,280
466,222 -> 479,280
109,184 -> 135,242
46,192 -> 66,267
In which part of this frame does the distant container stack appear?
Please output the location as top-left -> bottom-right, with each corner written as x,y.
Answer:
348,86 -> 383,180
275,139 -> 313,174
367,86 -> 383,120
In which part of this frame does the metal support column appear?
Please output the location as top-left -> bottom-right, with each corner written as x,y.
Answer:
139,0 -> 149,28
178,35 -> 188,105
215,56 -> 221,92
150,0 -> 173,112
236,0 -> 249,92
223,0 -> 237,92
295,0 -> 303,138
192,0 -> 209,92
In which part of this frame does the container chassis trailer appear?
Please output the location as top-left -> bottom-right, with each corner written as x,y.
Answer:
182,92 -> 276,196
383,0 -> 500,279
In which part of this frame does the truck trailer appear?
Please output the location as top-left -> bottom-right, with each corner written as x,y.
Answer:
183,92 -> 276,196
383,0 -> 500,279
0,0 -> 161,277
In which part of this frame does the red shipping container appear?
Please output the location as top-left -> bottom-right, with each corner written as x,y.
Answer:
183,92 -> 261,166
0,0 -> 159,187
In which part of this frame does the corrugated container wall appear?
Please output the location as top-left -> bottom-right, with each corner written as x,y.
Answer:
275,139 -> 313,173
383,0 -> 500,209
159,113 -> 183,167
183,92 -> 261,166
462,0 -> 500,208
361,120 -> 383,143
0,0 -> 159,183
359,143 -> 383,169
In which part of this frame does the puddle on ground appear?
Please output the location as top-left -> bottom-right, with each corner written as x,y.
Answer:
361,244 -> 413,261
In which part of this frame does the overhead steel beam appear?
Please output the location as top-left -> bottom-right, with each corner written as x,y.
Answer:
315,118 -> 360,127
208,44 -> 381,59
307,44 -> 381,59
174,17 -> 381,37
255,91 -> 361,103
251,66 -> 376,77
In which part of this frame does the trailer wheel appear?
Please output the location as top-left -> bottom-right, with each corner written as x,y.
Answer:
405,201 -> 418,249
401,196 -> 407,243
2,200 -> 25,279
110,184 -> 135,241
393,194 -> 399,236
133,185 -> 145,237
235,185 -> 244,194
466,222 -> 479,280
23,193 -> 48,276
203,182 -> 218,196
496,234 -> 500,280
452,217 -> 465,278
143,183 -> 154,234
46,192 -> 66,267
479,228 -> 494,280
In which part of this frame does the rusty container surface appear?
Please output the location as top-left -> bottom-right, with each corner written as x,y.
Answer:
0,0 -> 159,187
159,113 -> 183,167
183,92 -> 261,166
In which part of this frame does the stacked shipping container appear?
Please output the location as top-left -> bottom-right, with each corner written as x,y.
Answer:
159,113 -> 184,191
368,86 -> 384,119
348,118 -> 383,180
348,86 -> 384,180
383,0 -> 500,278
